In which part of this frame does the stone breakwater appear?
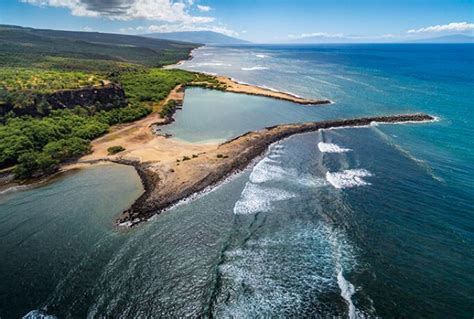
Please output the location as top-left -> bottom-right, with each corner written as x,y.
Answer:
117,113 -> 434,226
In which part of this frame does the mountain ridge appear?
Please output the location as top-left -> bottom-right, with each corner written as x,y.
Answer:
144,31 -> 250,45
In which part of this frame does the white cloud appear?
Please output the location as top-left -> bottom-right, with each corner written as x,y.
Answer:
82,26 -> 93,31
21,0 -> 214,23
408,22 -> 474,33
197,5 -> 211,12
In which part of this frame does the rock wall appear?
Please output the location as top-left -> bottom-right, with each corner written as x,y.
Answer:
0,83 -> 128,117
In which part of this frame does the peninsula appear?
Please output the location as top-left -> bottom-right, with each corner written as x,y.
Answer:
73,109 -> 433,226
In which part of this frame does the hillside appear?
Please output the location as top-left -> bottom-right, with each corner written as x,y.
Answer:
0,25 -> 199,70
144,31 -> 250,45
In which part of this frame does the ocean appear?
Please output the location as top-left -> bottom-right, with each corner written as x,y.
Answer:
1,44 -> 473,318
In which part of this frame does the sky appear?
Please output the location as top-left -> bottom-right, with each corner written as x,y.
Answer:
0,0 -> 473,43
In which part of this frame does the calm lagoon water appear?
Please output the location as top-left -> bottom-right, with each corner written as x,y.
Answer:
1,44 -> 473,318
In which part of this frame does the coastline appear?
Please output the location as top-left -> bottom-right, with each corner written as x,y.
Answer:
116,113 -> 435,226
0,46 -> 434,229
212,76 -> 332,105
166,46 -> 332,105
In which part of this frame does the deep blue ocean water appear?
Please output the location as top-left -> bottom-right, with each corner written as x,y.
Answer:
1,44 -> 473,318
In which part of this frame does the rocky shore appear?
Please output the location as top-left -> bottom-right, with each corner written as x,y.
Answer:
117,113 -> 434,226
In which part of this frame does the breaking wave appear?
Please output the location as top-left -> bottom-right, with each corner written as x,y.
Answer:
318,142 -> 352,153
233,182 -> 296,215
326,169 -> 373,189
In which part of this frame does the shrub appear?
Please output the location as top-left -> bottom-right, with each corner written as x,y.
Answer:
43,137 -> 91,160
15,151 -> 59,179
107,145 -> 125,155
159,100 -> 177,118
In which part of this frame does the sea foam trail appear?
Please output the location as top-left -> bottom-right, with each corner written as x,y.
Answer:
318,142 -> 352,153
326,169 -> 372,189
337,271 -> 357,319
22,310 -> 57,319
241,66 -> 269,71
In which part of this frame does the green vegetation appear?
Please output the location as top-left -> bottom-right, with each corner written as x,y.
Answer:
0,25 -> 220,179
108,145 -> 126,155
116,69 -> 195,104
160,100 -> 177,118
0,104 -> 150,178
0,25 -> 198,70
188,73 -> 228,91
0,67 -> 102,93
15,152 -> 59,179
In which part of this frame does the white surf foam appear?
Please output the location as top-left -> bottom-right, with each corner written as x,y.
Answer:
337,271 -> 357,319
233,182 -> 296,215
318,142 -> 352,153
0,185 -> 29,195
23,310 -> 57,319
241,66 -> 269,71
249,158 -> 295,184
255,54 -> 267,58
326,169 -> 373,189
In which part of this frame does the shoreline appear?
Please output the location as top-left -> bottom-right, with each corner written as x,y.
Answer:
211,76 -> 332,105
167,46 -> 332,105
0,47 -> 434,230
116,113 -> 435,227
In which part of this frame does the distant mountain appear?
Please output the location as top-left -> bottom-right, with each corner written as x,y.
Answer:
144,31 -> 250,45
407,34 -> 474,43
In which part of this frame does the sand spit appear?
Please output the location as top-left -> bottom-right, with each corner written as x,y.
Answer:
212,76 -> 331,105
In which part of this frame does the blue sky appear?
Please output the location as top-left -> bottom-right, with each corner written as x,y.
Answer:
0,0 -> 473,42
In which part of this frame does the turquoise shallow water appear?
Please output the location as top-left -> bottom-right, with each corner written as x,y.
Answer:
0,44 -> 473,318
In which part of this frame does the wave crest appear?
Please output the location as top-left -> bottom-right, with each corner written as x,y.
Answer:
326,169 -> 373,189
318,142 -> 352,153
